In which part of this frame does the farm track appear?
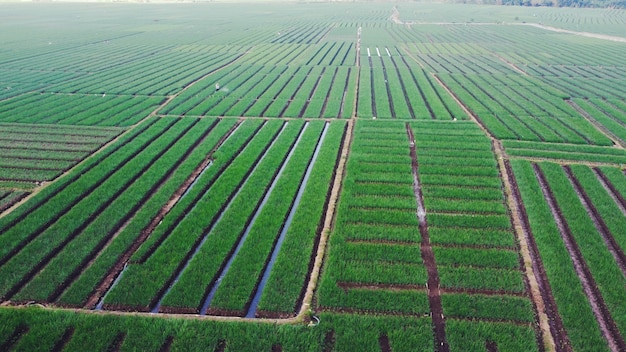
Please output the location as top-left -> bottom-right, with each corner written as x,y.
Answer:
533,163 -> 626,352
405,123 -> 449,352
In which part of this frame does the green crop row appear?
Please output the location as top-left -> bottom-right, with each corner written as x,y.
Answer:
540,162 -> 626,337
103,120 -> 288,309
58,118 -> 239,306
256,121 -> 345,315
187,121 -> 326,313
0,117 -> 165,251
12,118 -> 217,303
0,117 -> 193,300
511,160 -> 608,351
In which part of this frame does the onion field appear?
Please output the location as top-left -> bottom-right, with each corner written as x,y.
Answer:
1,1 -> 626,351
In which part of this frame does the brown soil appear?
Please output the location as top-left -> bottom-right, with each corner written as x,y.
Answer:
485,340 -> 499,352
158,336 -> 174,352
567,100 -> 626,149
593,168 -> 626,217
295,118 -> 354,321
379,334 -> 392,352
405,123 -> 449,352
50,327 -> 75,352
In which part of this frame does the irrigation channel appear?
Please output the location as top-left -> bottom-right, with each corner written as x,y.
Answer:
245,122 -> 330,318
405,123 -> 449,352
199,121 -> 311,315
151,122 -> 293,314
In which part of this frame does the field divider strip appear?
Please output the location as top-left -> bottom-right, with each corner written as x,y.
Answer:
593,168 -> 626,217
533,163 -> 626,352
566,100 -> 626,149
405,123 -> 449,352
200,122 -> 309,315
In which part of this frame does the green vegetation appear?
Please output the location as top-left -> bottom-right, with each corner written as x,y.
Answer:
1,1 -> 626,350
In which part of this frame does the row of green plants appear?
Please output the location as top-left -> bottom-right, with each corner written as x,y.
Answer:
57,118 -> 241,307
0,117 -> 200,302
103,119 -> 288,309
0,93 -> 162,127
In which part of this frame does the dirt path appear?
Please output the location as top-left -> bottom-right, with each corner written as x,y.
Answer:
520,23 -> 626,43
405,123 -> 449,352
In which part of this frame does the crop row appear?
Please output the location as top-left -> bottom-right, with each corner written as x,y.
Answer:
504,139 -> 626,164
319,120 -> 538,349
62,119 -> 345,319
0,117 -> 215,303
305,41 -> 356,66
357,50 -> 465,120
0,93 -> 163,126
440,73 -> 611,145
512,160 -> 626,351
48,50 -> 244,96
163,62 -> 355,118
0,124 -> 122,183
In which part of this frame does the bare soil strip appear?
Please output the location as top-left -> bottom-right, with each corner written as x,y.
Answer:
0,324 -> 29,351
519,23 -> 626,43
494,53 -> 528,76
567,100 -> 626,149
504,160 -> 570,352
405,123 -> 449,352
106,332 -> 126,352
563,165 -> 626,278
593,168 -> 626,217
486,340 -> 499,352
322,331 -> 335,352
158,336 -> 174,352
533,163 -> 626,352
379,55 -> 396,119
379,334 -> 392,352
50,327 -> 75,352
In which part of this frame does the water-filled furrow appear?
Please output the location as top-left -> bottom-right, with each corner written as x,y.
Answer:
200,122 -> 310,315
245,122 -> 329,318
150,122 -> 290,313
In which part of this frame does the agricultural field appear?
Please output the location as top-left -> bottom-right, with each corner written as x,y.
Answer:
0,1 -> 626,351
